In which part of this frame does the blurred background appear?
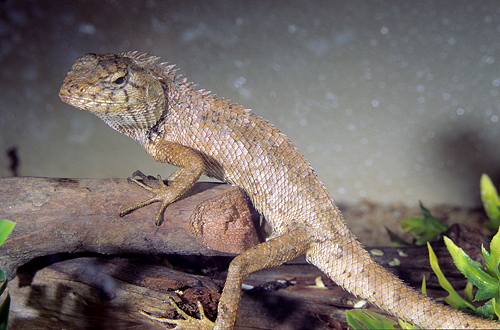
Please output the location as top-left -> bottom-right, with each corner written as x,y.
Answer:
1,0 -> 499,208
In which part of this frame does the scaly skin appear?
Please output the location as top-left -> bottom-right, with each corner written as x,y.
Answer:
59,52 -> 499,329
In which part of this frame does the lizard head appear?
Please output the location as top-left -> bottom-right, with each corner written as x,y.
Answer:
59,52 -> 167,142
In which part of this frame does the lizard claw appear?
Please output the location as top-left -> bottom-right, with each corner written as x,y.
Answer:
130,170 -> 156,181
140,298 -> 215,330
126,171 -> 168,193
120,171 -> 170,225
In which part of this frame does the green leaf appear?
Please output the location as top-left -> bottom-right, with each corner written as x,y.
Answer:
475,299 -> 497,320
482,233 -> 500,281
464,282 -> 474,303
494,298 -> 500,319
482,226 -> 500,279
400,201 -> 449,245
427,242 -> 476,311
400,216 -> 425,233
481,174 -> 500,232
491,226 -> 500,263
0,294 -> 10,330
421,275 -> 427,296
444,236 -> 499,301
0,220 -> 14,330
346,309 -> 399,329
481,245 -> 499,280
398,319 -> 422,329
0,219 -> 15,247
0,271 -> 6,298
0,269 -> 9,330
385,226 -> 410,247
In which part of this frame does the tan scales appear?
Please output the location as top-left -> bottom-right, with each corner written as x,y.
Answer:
59,52 -> 499,329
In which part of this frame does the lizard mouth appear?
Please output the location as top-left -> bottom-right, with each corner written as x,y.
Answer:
58,89 -> 90,110
59,88 -> 127,109
59,90 -> 97,109
58,88 -> 71,103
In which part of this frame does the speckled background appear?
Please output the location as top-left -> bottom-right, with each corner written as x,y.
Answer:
1,0 -> 499,208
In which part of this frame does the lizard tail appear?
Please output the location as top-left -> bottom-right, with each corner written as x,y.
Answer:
306,235 -> 499,329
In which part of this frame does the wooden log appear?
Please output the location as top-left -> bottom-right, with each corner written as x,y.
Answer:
0,177 -> 262,279
0,177 -> 491,329
7,234 -> 478,330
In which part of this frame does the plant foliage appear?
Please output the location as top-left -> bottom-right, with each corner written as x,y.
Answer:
0,219 -> 15,330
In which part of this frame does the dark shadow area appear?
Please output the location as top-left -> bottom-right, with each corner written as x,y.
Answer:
433,128 -> 500,205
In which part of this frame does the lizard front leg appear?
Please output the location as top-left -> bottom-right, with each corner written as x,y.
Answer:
120,140 -> 205,226
144,227 -> 313,329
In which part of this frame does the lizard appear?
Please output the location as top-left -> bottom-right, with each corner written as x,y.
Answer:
59,51 -> 499,329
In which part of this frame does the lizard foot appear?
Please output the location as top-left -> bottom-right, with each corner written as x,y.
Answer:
140,298 -> 215,330
120,170 -> 171,225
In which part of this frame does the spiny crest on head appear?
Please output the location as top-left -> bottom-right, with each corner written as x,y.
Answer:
120,51 -> 161,65
120,51 -> 178,78
120,51 -> 255,118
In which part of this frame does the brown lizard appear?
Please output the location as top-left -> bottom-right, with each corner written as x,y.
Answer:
59,52 -> 499,329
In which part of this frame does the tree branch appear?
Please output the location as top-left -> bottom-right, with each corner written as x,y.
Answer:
0,177 -> 262,279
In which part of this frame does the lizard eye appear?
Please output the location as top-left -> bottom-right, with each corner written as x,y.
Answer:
112,74 -> 128,86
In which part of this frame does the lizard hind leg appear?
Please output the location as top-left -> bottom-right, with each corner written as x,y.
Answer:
142,228 -> 314,329
211,227 -> 314,329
